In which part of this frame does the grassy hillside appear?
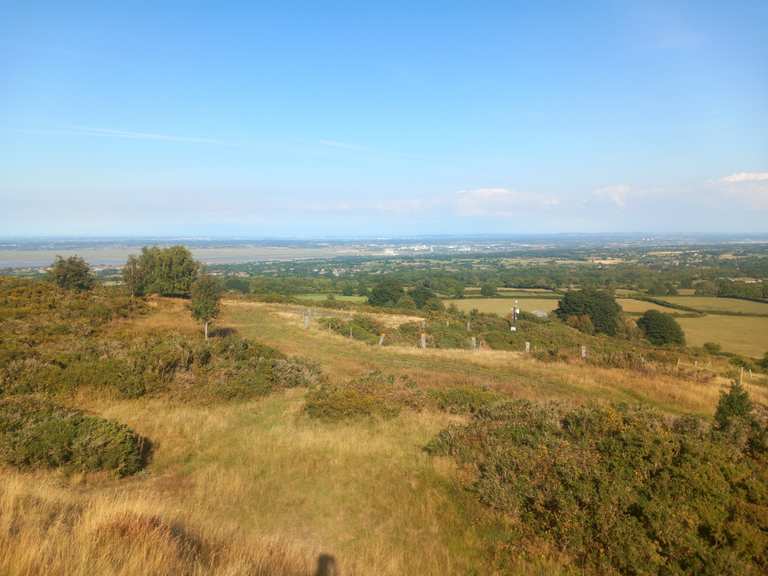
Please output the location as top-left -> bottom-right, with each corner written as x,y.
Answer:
1,279 -> 767,575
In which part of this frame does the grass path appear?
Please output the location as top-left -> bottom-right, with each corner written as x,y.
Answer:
91,392 -> 487,575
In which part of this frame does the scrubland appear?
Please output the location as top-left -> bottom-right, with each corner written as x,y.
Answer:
1,281 -> 767,575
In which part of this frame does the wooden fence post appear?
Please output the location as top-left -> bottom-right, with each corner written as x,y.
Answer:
420,333 -> 427,349
525,341 -> 530,354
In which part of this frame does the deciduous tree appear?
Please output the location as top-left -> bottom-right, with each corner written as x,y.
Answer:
190,274 -> 222,339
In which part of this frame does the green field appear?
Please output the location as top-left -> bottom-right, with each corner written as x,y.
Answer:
660,296 -> 768,315
677,314 -> 768,358
445,297 -> 560,316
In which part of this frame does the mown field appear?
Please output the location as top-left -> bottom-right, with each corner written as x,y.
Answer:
445,297 -> 560,316
677,314 -> 768,358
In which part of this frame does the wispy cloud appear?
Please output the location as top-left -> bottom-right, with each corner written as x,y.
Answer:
592,184 -> 631,208
19,126 -> 234,145
719,171 -> 768,209
721,172 -> 768,184
455,188 -> 560,217
318,139 -> 367,151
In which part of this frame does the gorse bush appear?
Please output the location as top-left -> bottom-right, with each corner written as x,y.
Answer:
0,397 -> 149,476
427,386 -> 500,414
427,400 -> 768,575
305,371 -> 424,421
0,278 -> 320,401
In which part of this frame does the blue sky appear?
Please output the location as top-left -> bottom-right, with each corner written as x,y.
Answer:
1,1 -> 766,236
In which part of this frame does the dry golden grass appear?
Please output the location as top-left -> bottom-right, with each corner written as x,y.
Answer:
226,299 -> 422,330
5,297 -> 767,576
0,470 -> 314,576
16,384 -> 487,575
116,296 -> 201,336
223,299 -> 768,414
445,297 -> 560,316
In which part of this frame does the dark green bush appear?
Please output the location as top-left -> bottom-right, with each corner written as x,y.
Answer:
428,400 -> 768,575
704,341 -> 722,354
368,279 -> 405,307
555,289 -> 621,335
637,309 -> 685,346
319,315 -> 383,344
0,397 -> 149,476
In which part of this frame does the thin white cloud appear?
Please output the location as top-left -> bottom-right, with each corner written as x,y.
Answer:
721,172 -> 768,184
19,126 -> 234,145
455,188 -> 560,217
592,184 -> 631,208
719,171 -> 768,210
318,139 -> 367,151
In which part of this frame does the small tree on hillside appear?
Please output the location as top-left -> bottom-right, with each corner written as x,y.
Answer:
49,255 -> 95,291
714,380 -> 753,432
480,283 -> 498,297
712,381 -> 767,453
190,274 -> 222,340
636,310 -> 686,346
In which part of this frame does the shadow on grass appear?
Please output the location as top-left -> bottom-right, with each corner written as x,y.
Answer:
315,553 -> 338,576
